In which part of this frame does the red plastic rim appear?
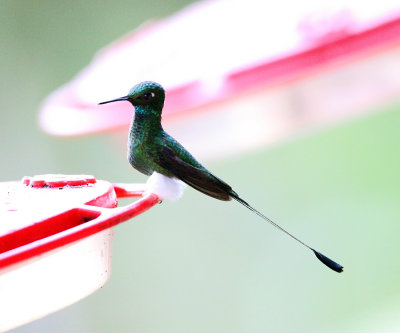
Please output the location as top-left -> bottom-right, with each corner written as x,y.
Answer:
0,182 -> 159,272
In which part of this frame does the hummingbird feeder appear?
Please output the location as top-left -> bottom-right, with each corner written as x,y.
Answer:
0,174 -> 159,332
39,1 -> 400,161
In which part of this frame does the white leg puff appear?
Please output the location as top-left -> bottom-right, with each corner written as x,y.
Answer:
144,172 -> 187,201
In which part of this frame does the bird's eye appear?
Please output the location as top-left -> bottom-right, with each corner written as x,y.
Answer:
138,92 -> 155,101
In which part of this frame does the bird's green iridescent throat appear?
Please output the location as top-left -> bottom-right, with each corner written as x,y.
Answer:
128,104 -> 167,176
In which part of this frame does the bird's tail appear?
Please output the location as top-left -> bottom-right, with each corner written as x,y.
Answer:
230,193 -> 343,273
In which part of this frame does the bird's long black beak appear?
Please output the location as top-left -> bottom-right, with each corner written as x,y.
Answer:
98,96 -> 129,105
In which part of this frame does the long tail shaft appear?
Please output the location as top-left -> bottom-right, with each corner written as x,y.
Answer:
231,195 -> 343,273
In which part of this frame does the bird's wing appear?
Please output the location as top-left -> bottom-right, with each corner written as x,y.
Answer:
157,145 -> 234,201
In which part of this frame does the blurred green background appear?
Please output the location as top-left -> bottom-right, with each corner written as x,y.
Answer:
2,1 -> 400,332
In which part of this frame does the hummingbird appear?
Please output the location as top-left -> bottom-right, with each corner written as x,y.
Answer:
99,81 -> 343,273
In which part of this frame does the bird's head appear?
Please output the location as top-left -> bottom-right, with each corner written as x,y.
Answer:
99,81 -> 165,111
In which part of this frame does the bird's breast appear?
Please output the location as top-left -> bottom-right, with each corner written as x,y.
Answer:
127,140 -> 154,176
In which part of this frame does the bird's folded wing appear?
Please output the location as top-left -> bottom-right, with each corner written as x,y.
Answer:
157,145 -> 234,201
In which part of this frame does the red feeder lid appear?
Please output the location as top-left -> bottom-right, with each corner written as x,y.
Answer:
0,174 -> 159,271
38,1 -> 400,137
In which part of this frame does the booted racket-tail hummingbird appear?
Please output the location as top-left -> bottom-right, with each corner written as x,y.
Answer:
99,81 -> 343,273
